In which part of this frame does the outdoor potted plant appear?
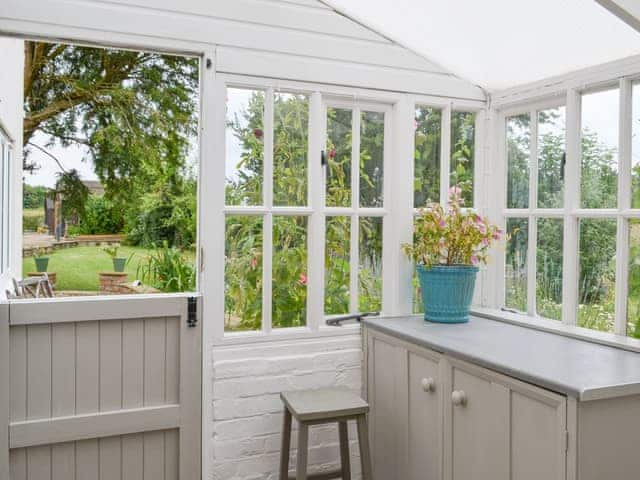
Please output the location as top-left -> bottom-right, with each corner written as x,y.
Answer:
34,248 -> 50,272
403,186 -> 503,323
103,244 -> 127,272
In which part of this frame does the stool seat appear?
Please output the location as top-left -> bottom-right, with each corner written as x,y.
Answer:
280,388 -> 369,422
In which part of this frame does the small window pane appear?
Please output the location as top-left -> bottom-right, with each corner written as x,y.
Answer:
414,106 -> 442,207
226,88 -> 265,206
359,217 -> 382,312
505,218 -> 528,312
581,89 -> 619,209
225,215 -> 263,332
325,216 -> 350,314
628,219 -> 640,338
506,114 -> 530,209
537,107 -> 566,208
273,93 -> 309,206
536,218 -> 563,320
272,216 -> 308,328
450,111 -> 476,206
632,83 -> 640,208
360,111 -> 385,208
326,108 -> 352,207
578,218 -> 616,333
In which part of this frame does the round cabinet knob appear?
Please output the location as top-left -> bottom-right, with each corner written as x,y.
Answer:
421,377 -> 436,393
451,390 -> 467,406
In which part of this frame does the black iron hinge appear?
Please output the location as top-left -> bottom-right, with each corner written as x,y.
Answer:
187,296 -> 198,327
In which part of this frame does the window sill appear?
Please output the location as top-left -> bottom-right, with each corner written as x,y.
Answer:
472,306 -> 640,354
214,323 -> 362,347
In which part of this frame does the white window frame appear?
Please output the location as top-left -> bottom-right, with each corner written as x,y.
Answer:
213,74 -> 402,343
0,122 -> 14,294
493,78 -> 640,337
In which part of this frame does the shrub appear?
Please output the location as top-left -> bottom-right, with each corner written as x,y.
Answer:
137,242 -> 195,293
75,195 -> 125,234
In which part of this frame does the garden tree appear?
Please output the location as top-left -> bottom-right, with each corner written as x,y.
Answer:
225,94 -> 384,330
23,40 -> 199,241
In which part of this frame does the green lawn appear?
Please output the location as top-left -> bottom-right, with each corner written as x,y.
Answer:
23,245 -> 165,291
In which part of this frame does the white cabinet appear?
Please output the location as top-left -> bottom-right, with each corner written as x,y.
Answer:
365,330 -> 567,480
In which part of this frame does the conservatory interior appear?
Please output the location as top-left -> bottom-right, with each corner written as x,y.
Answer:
2,0 -> 640,479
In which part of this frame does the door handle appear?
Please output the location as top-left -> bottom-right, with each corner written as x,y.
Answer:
452,390 -> 467,406
421,377 -> 436,393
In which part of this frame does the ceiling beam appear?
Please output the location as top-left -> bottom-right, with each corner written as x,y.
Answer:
595,0 -> 640,33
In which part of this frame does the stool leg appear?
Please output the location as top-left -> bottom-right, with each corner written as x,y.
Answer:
296,422 -> 309,480
356,415 -> 373,480
279,408 -> 292,480
339,421 -> 351,480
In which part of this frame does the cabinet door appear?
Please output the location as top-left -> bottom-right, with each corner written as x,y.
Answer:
368,333 -> 402,479
446,358 -> 566,480
407,348 -> 442,480
448,363 -> 510,480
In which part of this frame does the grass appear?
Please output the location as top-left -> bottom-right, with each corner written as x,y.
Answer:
22,245 -> 194,292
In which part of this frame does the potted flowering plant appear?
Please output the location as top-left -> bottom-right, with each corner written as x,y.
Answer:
403,187 -> 503,323
103,244 -> 128,273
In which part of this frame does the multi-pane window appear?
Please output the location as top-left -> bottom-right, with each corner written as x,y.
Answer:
223,85 -> 389,334
502,81 -> 640,339
224,87 -> 310,332
504,105 -> 566,319
0,131 -> 11,275
413,105 -> 478,312
324,103 -> 387,316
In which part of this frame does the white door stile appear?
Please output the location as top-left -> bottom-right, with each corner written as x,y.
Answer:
263,88 -> 275,334
5,295 -> 201,480
349,108 -> 361,314
527,109 -> 539,316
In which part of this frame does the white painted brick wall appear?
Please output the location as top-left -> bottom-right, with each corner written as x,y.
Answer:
210,333 -> 364,480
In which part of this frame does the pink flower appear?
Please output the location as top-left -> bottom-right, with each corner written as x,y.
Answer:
438,219 -> 446,228
492,232 -> 501,240
470,255 -> 479,265
449,186 -> 462,198
250,257 -> 258,269
299,272 -> 308,285
482,238 -> 489,247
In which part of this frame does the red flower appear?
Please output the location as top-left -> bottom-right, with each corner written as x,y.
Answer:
299,272 -> 308,285
253,128 -> 263,139
328,148 -> 336,159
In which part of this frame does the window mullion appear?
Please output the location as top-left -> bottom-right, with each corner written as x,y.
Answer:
527,110 -> 538,316
440,105 -> 452,205
615,79 -> 633,335
307,92 -> 324,331
350,108 -> 361,313
562,89 -> 582,326
262,88 -> 274,333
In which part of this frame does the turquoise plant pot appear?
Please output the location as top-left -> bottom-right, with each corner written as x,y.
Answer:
34,257 -> 49,272
112,257 -> 127,273
417,265 -> 479,323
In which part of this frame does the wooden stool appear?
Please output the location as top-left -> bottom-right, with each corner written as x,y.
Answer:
279,387 -> 373,480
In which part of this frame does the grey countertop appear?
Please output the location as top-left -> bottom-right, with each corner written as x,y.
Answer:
362,315 -> 640,401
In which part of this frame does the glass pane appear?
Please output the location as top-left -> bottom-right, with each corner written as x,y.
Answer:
326,108 -> 352,207
628,219 -> 640,338
505,218 -> 528,312
578,218 -> 616,332
632,83 -> 640,208
225,88 -> 264,206
325,216 -> 350,314
414,106 -> 442,207
360,111 -> 385,207
224,215 -> 263,332
359,217 -> 382,312
537,107 -> 566,208
450,111 -> 476,206
273,92 -> 309,206
536,218 -> 563,320
506,114 -> 530,209
272,216 -> 308,328
581,89 -> 619,209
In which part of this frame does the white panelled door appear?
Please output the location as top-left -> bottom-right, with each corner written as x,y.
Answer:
1,295 -> 201,480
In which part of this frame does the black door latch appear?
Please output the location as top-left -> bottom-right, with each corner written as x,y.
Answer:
187,296 -> 198,327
